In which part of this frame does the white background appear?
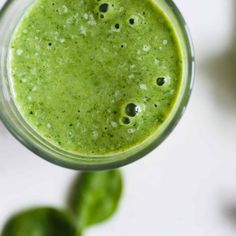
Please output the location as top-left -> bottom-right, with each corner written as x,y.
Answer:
1,0 -> 236,235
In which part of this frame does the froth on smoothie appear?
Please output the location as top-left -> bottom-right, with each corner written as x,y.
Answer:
10,0 -> 182,155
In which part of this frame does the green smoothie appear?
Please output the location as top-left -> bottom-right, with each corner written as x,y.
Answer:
10,0 -> 182,155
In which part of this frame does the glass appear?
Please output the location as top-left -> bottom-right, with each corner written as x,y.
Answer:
0,0 -> 194,170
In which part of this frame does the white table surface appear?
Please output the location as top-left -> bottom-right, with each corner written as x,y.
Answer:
1,0 -> 236,235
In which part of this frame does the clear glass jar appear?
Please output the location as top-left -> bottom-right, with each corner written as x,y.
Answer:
0,0 -> 194,170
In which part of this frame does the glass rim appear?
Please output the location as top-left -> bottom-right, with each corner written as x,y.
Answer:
0,0 -> 195,170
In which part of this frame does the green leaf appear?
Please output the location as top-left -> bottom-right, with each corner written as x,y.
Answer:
1,207 -> 77,236
69,170 -> 123,229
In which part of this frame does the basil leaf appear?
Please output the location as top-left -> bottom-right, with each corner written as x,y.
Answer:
69,170 -> 123,229
1,207 -> 77,236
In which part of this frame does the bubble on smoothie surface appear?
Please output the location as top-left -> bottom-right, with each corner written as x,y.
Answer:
99,3 -> 109,13
163,39 -> 168,45
115,23 -> 120,29
112,23 -> 121,32
128,15 -> 139,26
143,45 -> 150,52
128,128 -> 135,134
156,77 -> 166,86
125,103 -> 141,117
129,18 -> 135,25
120,116 -> 131,125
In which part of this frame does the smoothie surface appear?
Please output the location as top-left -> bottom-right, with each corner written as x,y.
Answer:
10,0 -> 183,155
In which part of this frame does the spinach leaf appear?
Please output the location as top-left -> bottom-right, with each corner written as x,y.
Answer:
1,207 -> 76,236
69,170 -> 123,229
